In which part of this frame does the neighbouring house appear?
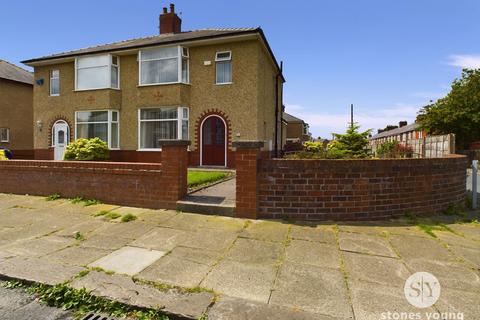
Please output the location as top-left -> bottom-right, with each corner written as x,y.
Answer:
283,112 -> 311,143
370,121 -> 455,158
22,4 -> 284,167
0,60 -> 34,159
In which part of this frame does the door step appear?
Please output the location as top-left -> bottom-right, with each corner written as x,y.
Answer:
176,200 -> 235,217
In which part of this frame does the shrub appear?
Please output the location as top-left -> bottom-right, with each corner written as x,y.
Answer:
63,138 -> 109,161
376,141 -> 414,158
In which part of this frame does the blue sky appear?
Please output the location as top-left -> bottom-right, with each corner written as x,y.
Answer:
2,0 -> 479,138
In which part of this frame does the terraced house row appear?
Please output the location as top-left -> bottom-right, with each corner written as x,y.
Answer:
21,4 -> 286,167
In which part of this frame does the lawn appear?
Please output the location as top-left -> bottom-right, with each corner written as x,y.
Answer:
187,170 -> 230,188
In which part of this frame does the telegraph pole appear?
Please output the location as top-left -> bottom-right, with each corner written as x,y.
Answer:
350,104 -> 354,129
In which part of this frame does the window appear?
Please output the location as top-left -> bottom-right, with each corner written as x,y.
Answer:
139,107 -> 188,149
75,55 -> 119,90
0,128 -> 9,142
75,110 -> 119,149
215,51 -> 232,84
303,124 -> 309,135
139,46 -> 189,85
50,70 -> 60,96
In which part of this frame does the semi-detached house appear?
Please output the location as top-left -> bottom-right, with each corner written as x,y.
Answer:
22,4 -> 285,167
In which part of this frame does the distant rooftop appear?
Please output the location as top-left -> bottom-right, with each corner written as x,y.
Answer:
0,60 -> 33,85
371,122 -> 419,139
283,112 -> 305,123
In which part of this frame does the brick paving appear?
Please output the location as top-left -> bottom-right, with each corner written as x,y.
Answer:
0,193 -> 479,319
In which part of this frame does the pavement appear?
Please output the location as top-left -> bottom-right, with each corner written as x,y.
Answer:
0,193 -> 479,319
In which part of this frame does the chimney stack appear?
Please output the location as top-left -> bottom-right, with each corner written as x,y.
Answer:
159,3 -> 182,34
399,121 -> 407,128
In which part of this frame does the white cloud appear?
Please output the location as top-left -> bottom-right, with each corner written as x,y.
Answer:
447,54 -> 480,69
285,103 -> 419,138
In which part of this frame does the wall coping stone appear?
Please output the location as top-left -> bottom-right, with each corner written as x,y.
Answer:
232,141 -> 264,149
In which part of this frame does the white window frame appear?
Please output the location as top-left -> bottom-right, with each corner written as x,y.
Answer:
50,69 -> 60,96
74,110 -> 120,149
215,51 -> 232,85
138,46 -> 189,86
137,106 -> 189,151
74,54 -> 120,91
0,128 -> 9,143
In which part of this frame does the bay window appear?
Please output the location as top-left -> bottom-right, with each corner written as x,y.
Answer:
75,55 -> 119,90
139,107 -> 189,149
139,46 -> 189,85
75,110 -> 119,149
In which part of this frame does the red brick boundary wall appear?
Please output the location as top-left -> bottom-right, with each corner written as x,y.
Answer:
234,141 -> 468,221
0,141 -> 189,209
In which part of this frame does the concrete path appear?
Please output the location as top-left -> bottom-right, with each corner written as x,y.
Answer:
0,193 -> 479,319
0,284 -> 74,320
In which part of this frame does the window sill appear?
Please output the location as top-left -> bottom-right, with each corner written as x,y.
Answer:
215,82 -> 233,86
49,94 -> 60,97
137,149 -> 162,152
137,82 -> 190,87
74,87 -> 121,92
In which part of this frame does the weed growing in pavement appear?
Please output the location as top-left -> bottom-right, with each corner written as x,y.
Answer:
121,213 -> 137,223
46,193 -> 61,201
94,210 -> 109,217
417,222 -> 456,238
70,197 -> 102,206
104,212 -> 121,221
74,232 -> 85,241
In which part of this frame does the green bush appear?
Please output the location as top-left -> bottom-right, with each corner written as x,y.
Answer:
64,138 -> 109,161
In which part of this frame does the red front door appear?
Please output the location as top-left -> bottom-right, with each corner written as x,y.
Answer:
202,116 -> 226,166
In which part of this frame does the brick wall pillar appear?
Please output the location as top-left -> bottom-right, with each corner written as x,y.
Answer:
159,140 -> 190,207
233,141 -> 264,219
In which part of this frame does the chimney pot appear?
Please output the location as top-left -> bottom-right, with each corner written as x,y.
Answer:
170,3 -> 175,13
399,121 -> 407,127
163,7 -> 168,13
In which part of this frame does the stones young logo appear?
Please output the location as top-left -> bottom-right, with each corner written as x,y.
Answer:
404,272 -> 441,308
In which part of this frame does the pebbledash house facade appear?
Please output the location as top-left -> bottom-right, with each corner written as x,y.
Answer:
22,4 -> 284,167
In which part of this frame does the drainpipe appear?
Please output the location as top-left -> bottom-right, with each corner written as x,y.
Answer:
274,61 -> 283,158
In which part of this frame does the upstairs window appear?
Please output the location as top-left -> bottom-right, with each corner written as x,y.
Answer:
75,55 -> 119,90
139,46 -> 189,85
75,110 -> 119,149
215,51 -> 232,84
50,70 -> 60,96
139,107 -> 189,149
0,128 -> 9,143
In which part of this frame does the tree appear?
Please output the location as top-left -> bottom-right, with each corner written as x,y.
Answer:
327,124 -> 372,158
417,69 -> 480,149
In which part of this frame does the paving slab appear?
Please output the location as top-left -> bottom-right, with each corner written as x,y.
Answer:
89,246 -> 165,276
339,232 -> 397,258
348,280 -> 437,320
42,246 -> 112,267
54,219 -> 106,238
138,209 -> 178,224
71,271 -> 213,319
202,259 -> 277,303
389,234 -> 456,262
0,257 -> 83,285
158,212 -> 211,230
435,230 -> 480,249
208,296 -> 334,320
0,286 -> 34,314
285,240 -> 340,269
138,252 -> 213,288
435,287 -> 480,320
343,252 -> 410,287
270,262 -> 353,319
0,236 -> 75,257
448,224 -> 480,241
201,215 -> 246,232
180,228 -> 238,252
448,244 -> 480,269
338,224 -> 383,235
404,258 -> 480,292
167,246 -> 222,265
93,221 -> 155,240
130,227 -> 188,251
79,234 -> 133,250
224,238 -> 284,264
289,225 -> 336,244
240,220 -> 290,243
